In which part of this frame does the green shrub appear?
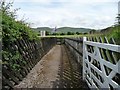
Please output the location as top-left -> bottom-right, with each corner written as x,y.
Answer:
1,1 -> 38,71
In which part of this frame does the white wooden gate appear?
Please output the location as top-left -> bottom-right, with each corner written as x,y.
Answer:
83,37 -> 120,89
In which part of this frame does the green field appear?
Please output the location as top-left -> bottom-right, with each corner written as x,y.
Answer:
32,27 -> 94,33
38,33 -> 102,38
37,25 -> 120,44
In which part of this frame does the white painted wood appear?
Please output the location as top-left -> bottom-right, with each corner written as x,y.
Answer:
83,37 -> 87,80
85,41 -> 120,52
83,37 -> 120,89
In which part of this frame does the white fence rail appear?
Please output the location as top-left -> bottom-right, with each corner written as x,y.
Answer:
83,37 -> 120,89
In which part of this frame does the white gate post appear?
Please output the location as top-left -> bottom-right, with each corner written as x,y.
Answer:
83,37 -> 87,80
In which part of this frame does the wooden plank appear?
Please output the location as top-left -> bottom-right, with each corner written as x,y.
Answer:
18,41 -> 32,70
84,41 -> 120,53
21,39 -> 34,68
15,41 -> 29,75
3,67 -> 19,84
2,76 -> 14,89
25,39 -> 36,67
104,37 -> 115,64
6,64 -> 23,81
11,43 -> 28,79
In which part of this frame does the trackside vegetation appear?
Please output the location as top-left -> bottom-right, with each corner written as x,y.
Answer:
1,1 -> 38,71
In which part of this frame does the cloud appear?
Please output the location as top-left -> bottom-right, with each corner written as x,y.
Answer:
13,0 -> 119,3
10,0 -> 119,29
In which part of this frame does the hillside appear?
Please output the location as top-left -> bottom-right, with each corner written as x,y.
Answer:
57,27 -> 93,33
32,27 -> 52,32
104,25 -> 120,39
32,27 -> 93,33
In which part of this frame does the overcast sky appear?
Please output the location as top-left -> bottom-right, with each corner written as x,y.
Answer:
9,0 -> 119,29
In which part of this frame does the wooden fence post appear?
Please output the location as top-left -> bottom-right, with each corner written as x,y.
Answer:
83,37 -> 87,80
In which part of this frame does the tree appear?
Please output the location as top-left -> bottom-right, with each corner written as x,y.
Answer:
52,33 -> 56,35
71,32 -> 75,35
76,32 -> 79,35
1,1 -> 38,71
67,32 -> 72,35
46,31 -> 50,35
116,14 -> 120,26
60,33 -> 65,35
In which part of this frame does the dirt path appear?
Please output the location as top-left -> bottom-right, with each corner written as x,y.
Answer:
15,45 -> 89,89
15,45 -> 62,88
52,45 -> 89,89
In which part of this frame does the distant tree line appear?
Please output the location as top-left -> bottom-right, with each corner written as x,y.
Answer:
42,31 -> 87,36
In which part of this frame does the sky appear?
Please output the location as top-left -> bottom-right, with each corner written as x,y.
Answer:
7,0 -> 119,29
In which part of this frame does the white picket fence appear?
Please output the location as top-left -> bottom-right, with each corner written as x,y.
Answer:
83,37 -> 120,89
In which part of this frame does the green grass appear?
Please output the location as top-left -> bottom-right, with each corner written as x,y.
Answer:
38,33 -> 102,38
37,25 -> 120,44
106,25 -> 120,44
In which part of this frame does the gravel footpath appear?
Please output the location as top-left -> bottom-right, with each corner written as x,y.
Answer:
52,45 -> 89,89
14,45 -> 89,89
15,45 -> 61,88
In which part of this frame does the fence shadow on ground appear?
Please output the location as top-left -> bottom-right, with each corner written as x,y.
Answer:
51,45 -> 89,89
